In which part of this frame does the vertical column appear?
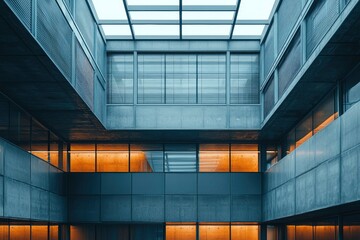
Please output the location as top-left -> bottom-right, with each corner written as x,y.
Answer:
301,20 -> 307,64
260,224 -> 267,240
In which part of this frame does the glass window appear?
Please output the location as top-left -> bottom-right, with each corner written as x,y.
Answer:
0,225 -> 8,239
344,72 -> 360,111
31,226 -> 48,240
231,144 -> 258,172
199,225 -> 230,240
10,226 -> 30,240
70,144 -> 95,172
97,144 -> 129,172
264,76 -> 275,118
50,225 -> 59,240
165,144 -> 197,172
315,225 -> 337,240
165,55 -> 197,104
138,55 -> 166,104
344,214 -> 360,240
230,54 -> 259,104
166,225 -> 196,240
198,54 -> 226,104
108,54 -> 134,104
130,144 -> 164,172
31,120 -> 49,162
313,92 -> 336,134
295,115 -> 312,148
295,226 -> 313,240
199,144 -> 229,172
231,225 -> 259,240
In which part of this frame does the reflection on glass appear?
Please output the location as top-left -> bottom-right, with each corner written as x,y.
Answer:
97,144 -> 129,172
130,144 -> 163,172
165,144 -> 196,172
295,115 -> 312,148
231,144 -> 258,172
70,144 -> 96,172
199,225 -> 230,240
10,226 -> 30,240
31,226 -> 48,240
166,225 -> 196,240
199,144 -> 229,172
231,225 -> 259,240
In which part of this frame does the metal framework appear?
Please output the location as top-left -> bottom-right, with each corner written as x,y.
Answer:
91,0 -> 274,40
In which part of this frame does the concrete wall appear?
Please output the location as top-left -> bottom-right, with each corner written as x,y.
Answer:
67,172 -> 261,223
107,105 -> 261,130
263,101 -> 360,221
0,137 -> 67,222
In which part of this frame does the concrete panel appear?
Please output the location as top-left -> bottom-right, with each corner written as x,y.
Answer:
315,162 -> 328,207
154,107 -> 182,129
198,195 -> 230,222
68,173 -> 100,195
295,140 -> 314,176
4,178 -> 30,219
198,173 -> 230,195
107,106 -> 135,129
165,173 -> 197,194
0,176 -> 3,216
180,106 -> 204,129
49,193 -> 67,222
341,102 -> 359,152
275,180 -> 295,218
69,196 -> 100,222
132,174 -> 164,195
229,105 -> 261,129
49,166 -> 64,195
31,187 -> 49,220
101,195 -> 131,222
31,155 -> 49,191
327,157 -> 340,206
314,120 -> 340,165
295,171 -> 315,214
135,107 -> 157,129
203,107 -> 227,129
341,146 -> 358,202
231,195 -> 261,221
4,142 -> 30,183
0,140 -> 4,175
165,195 -> 197,222
101,173 -> 131,195
231,173 -> 261,195
132,195 -> 164,222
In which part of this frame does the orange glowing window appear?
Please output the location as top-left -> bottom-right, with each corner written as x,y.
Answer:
286,225 -> 296,240
231,225 -> 259,240
50,225 -> 59,240
199,225 -> 230,240
31,226 -> 48,240
199,144 -> 229,172
313,113 -> 337,135
130,144 -> 163,172
166,225 -> 196,240
295,225 -> 313,240
70,144 -> 95,172
10,226 -> 30,240
130,151 -> 153,172
343,225 -> 360,239
97,144 -> 129,172
0,225 -> 9,239
315,225 -> 337,240
231,144 -> 259,172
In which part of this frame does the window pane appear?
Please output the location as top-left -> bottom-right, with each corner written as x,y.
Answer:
199,225 -> 230,240
198,55 -> 226,104
295,226 -> 313,240
97,144 -> 129,172
108,54 -> 134,104
31,226 -> 48,240
166,55 -> 197,104
130,144 -> 163,172
138,55 -> 165,104
231,144 -> 258,172
10,226 -> 30,240
295,115 -> 312,148
50,226 -> 59,240
231,225 -> 259,240
199,144 -> 229,172
70,144 -> 95,172
164,144 -> 197,172
0,225 -> 8,240
230,54 -> 259,104
166,225 -> 196,240
313,92 -> 336,134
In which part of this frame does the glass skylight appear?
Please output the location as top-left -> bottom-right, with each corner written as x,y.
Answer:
233,25 -> 265,37
90,0 -> 277,39
130,11 -> 179,21
91,0 -> 127,20
182,11 -> 235,21
133,25 -> 179,38
237,0 -> 277,20
102,25 -> 132,37
183,25 -> 231,36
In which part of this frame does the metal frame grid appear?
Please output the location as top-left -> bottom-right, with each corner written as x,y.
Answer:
89,0 -> 274,40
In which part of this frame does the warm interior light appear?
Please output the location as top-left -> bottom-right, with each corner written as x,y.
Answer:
199,225 -> 230,240
231,151 -> 259,172
70,151 -> 96,172
199,151 -> 229,172
313,113 -> 337,134
10,226 -> 30,240
97,151 -> 129,172
231,225 -> 259,240
130,151 -> 153,172
31,226 -> 48,240
166,225 -> 196,240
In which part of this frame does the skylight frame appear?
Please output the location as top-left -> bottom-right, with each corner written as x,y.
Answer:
92,0 -> 276,40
